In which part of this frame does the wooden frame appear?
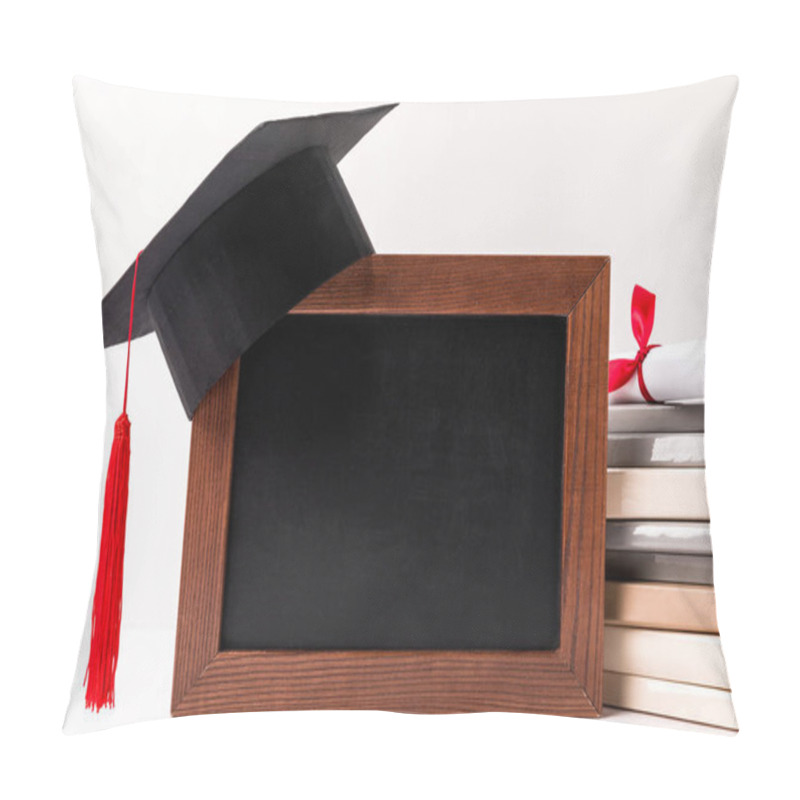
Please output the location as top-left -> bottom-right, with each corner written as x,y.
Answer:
172,254 -> 609,718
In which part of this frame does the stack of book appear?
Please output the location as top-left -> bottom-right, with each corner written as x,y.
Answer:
603,403 -> 737,731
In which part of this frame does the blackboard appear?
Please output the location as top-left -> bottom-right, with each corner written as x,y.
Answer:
220,314 -> 566,651
172,255 -> 608,718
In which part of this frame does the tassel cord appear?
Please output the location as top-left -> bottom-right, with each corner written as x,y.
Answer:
84,251 -> 141,711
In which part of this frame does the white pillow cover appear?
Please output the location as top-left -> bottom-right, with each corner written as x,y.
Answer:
66,76 -> 737,733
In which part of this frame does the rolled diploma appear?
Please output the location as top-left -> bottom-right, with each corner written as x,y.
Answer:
609,339 -> 705,404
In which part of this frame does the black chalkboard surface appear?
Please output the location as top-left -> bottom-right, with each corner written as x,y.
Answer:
220,314 -> 567,651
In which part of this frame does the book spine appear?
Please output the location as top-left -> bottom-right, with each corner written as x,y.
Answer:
604,626 -> 730,688
608,403 -> 704,434
604,672 -> 737,730
605,551 -> 713,584
605,580 -> 719,633
607,432 -> 705,468
607,468 -> 709,520
605,520 -> 712,555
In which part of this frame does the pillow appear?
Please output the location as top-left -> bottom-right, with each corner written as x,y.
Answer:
66,75 -> 738,733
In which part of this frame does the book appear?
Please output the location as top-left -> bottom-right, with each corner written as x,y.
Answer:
606,520 -> 712,555
607,432 -> 704,468
608,402 -> 704,434
604,626 -> 730,688
607,468 -> 709,520
604,672 -> 737,730
606,550 -> 713,585
605,580 -> 718,633
603,707 -> 736,735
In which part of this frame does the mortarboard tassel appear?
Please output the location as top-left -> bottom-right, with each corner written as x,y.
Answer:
85,251 -> 141,711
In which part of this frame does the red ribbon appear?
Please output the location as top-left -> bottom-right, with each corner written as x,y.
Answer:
608,284 -> 661,403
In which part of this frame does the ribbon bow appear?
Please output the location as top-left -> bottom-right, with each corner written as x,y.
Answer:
608,284 -> 661,403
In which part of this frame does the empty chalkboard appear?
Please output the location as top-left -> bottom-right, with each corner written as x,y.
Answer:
220,314 -> 566,651
172,255 -> 609,719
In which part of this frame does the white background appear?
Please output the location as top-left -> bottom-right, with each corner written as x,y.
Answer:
2,0 -> 798,796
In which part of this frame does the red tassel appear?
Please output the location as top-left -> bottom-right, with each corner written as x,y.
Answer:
85,413 -> 131,710
85,251 -> 141,711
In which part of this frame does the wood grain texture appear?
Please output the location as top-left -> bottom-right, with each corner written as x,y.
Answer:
293,254 -> 606,316
560,265 -> 609,713
175,650 -> 593,717
171,362 -> 239,712
172,255 -> 609,718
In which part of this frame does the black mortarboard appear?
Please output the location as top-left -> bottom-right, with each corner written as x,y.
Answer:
101,104 -> 396,417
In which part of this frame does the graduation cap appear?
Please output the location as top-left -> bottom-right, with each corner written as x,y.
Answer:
102,103 -> 396,417
85,104 -> 396,712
